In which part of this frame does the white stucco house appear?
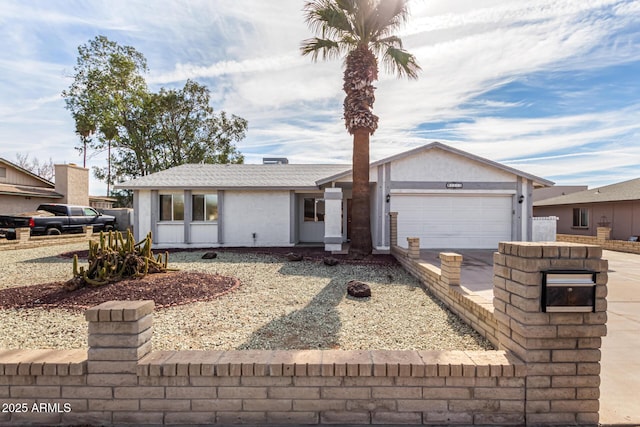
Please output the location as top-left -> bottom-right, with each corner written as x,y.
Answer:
116,142 -> 553,251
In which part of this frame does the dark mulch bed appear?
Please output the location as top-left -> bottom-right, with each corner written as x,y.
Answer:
0,272 -> 240,311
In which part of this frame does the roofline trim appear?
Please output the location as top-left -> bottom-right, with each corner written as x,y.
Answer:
0,191 -> 63,198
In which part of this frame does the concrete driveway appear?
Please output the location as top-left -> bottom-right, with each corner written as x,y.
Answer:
599,250 -> 640,426
419,249 -> 495,300
419,248 -> 640,426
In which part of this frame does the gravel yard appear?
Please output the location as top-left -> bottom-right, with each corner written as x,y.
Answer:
0,243 -> 493,351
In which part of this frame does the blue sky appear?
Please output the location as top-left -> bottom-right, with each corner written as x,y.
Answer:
1,0 -> 639,196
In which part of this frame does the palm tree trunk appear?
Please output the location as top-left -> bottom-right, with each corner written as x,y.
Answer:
349,128 -> 373,258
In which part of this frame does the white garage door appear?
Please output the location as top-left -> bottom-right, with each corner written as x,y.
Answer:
392,194 -> 513,249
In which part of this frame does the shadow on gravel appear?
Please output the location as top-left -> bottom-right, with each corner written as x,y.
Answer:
237,278 -> 344,350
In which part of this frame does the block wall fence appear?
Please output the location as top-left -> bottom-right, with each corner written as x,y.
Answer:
0,217 -> 608,426
557,226 -> 640,255
0,227 -> 95,251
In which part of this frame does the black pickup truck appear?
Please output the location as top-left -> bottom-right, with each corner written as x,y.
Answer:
0,204 -> 116,240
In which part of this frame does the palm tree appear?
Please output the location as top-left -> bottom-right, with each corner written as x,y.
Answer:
301,0 -> 420,258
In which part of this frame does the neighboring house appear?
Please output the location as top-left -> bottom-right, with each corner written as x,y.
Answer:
0,158 -> 90,215
89,196 -> 117,210
116,142 -> 553,250
533,185 -> 587,203
534,177 -> 640,241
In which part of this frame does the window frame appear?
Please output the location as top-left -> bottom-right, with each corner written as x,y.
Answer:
572,207 -> 589,228
159,193 -> 185,222
303,197 -> 325,222
192,193 -> 218,222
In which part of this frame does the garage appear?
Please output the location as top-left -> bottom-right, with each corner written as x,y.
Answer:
391,193 -> 513,249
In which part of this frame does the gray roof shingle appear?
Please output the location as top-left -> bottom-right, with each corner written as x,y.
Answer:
117,163 -> 351,190
117,142 -> 555,191
534,177 -> 640,206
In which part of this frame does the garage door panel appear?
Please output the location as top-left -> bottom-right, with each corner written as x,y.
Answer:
392,194 -> 512,249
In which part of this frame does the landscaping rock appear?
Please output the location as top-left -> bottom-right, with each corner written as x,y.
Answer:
286,252 -> 303,262
201,252 -> 218,259
323,256 -> 339,266
347,280 -> 371,298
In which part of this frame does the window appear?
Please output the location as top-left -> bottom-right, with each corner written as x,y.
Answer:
40,205 -> 67,216
304,198 -> 325,222
83,208 -> 98,216
572,208 -> 589,228
159,193 -> 184,221
0,167 -> 6,178
192,194 -> 218,221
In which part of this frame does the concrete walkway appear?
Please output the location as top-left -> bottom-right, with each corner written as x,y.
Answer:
419,248 -> 640,426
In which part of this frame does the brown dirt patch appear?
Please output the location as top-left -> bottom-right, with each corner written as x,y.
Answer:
0,271 -> 240,311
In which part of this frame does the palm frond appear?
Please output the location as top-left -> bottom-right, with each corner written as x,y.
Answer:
301,37 -> 343,61
370,0 -> 410,40
302,0 -> 421,78
335,0 -> 357,15
377,35 -> 403,49
382,45 -> 421,79
304,0 -> 354,41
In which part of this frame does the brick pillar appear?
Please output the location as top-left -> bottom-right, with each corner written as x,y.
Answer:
493,242 -> 607,426
406,237 -> 420,259
440,252 -> 462,285
389,212 -> 398,247
85,301 -> 154,386
596,227 -> 611,243
16,227 -> 30,243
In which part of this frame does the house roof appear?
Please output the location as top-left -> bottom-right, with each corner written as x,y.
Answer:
116,163 -> 351,190
0,183 -> 62,199
534,177 -> 640,206
117,141 -> 554,191
0,158 -> 55,188
317,142 -> 554,187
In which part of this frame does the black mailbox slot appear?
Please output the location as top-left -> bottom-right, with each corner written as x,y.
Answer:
541,270 -> 596,313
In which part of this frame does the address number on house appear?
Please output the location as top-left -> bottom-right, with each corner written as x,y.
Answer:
446,182 -> 463,189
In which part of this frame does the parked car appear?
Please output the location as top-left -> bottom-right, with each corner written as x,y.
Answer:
0,204 -> 116,240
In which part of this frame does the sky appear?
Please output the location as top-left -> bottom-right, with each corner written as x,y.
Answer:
1,0 -> 639,196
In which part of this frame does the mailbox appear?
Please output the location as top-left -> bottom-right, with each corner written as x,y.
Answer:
541,270 -> 596,313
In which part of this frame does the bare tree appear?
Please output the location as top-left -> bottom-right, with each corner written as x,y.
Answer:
15,153 -> 55,182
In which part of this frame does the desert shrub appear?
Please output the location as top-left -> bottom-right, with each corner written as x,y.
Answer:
65,231 -> 170,290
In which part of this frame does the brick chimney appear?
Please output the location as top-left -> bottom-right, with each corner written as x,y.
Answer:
55,163 -> 89,205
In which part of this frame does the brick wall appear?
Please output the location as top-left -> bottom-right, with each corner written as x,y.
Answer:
557,233 -> 640,254
1,301 -> 526,426
1,239 -> 609,425
0,227 -> 94,251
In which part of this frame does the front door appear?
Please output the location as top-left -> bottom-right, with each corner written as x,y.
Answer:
298,195 -> 325,243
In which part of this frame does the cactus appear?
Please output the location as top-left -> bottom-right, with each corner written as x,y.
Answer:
68,230 -> 173,289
